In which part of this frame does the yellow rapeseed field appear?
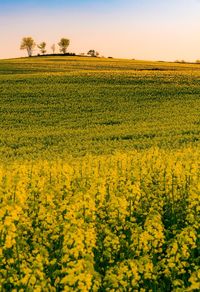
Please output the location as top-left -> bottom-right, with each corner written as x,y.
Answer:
0,147 -> 199,291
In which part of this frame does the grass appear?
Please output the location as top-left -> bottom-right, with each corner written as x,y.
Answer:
0,56 -> 200,161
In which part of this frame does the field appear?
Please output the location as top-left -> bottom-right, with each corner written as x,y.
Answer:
0,57 -> 200,160
0,57 -> 200,291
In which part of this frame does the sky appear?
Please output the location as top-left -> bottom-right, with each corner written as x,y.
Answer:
1,0 -> 200,61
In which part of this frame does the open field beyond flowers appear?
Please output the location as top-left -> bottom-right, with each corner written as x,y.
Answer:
0,57 -> 200,160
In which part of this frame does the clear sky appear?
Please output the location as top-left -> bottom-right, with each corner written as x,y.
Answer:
1,0 -> 200,61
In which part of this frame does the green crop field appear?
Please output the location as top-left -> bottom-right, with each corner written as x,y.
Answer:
0,56 -> 200,160
1,56 -> 200,291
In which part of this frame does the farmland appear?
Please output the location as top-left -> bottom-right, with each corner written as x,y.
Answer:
0,57 -> 200,291
0,57 -> 200,160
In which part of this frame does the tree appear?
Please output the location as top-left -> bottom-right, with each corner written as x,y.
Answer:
20,37 -> 36,57
58,38 -> 70,54
87,50 -> 99,57
87,50 -> 96,57
37,42 -> 47,55
51,44 -> 56,54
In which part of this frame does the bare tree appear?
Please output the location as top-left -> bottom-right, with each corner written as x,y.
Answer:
51,44 -> 56,54
37,42 -> 47,55
58,38 -> 70,54
20,37 -> 36,57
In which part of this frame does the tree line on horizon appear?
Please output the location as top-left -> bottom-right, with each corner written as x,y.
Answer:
19,36 -> 200,63
20,36 -> 100,58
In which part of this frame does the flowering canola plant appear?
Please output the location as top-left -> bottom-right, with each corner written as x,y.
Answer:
0,147 -> 199,291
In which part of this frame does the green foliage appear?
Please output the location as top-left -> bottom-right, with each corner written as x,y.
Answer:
87,50 -> 98,57
58,38 -> 70,54
20,37 -> 36,57
37,42 -> 47,55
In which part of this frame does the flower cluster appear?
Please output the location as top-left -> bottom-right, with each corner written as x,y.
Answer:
0,147 -> 199,291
